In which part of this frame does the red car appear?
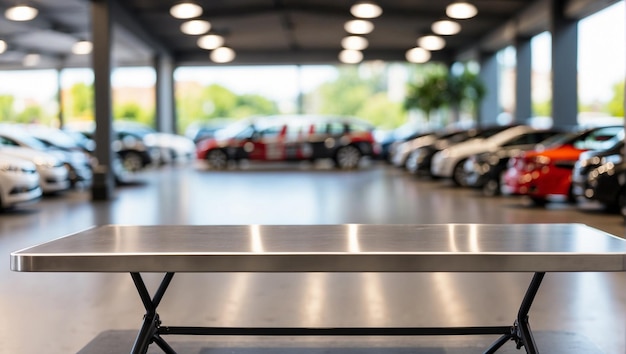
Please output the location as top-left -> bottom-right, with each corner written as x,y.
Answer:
196,115 -> 379,169
502,125 -> 623,205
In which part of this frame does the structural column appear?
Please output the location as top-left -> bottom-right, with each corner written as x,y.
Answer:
551,0 -> 579,129
515,37 -> 532,124
155,55 -> 176,134
91,0 -> 115,200
478,51 -> 499,126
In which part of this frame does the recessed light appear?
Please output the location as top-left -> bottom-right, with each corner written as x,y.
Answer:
344,20 -> 374,35
5,5 -> 38,21
406,47 -> 431,63
72,41 -> 93,55
181,20 -> 211,35
350,2 -> 382,19
446,2 -> 478,20
211,47 -> 236,63
339,49 -> 363,64
23,53 -> 40,67
432,20 -> 461,35
198,34 -> 225,50
341,36 -> 368,50
0,40 -> 6,54
170,2 -> 202,19
417,35 -> 446,51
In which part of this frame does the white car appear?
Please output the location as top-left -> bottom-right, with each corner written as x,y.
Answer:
0,153 -> 42,209
0,146 -> 70,193
391,133 -> 438,168
430,125 -> 535,186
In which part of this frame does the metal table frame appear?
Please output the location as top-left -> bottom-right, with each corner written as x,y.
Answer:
10,224 -> 626,354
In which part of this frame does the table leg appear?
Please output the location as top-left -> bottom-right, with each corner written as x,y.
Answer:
130,272 -> 176,354
484,272 -> 545,354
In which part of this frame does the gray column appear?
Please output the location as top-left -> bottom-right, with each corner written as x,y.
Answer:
91,0 -> 115,200
155,55 -> 176,134
478,52 -> 499,126
515,37 -> 532,124
551,0 -> 579,129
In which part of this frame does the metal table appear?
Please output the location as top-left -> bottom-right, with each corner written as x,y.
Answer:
10,223 -> 626,354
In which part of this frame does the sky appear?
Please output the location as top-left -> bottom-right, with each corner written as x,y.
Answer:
0,1 -> 623,110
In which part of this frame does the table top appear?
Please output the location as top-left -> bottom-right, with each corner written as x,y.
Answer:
10,224 -> 626,273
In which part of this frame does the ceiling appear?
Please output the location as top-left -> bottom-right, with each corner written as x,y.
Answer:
0,0 -> 619,69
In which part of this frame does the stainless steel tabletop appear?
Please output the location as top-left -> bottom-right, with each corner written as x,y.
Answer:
10,224 -> 626,273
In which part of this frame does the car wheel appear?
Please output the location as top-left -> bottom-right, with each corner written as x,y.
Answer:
405,151 -> 419,174
121,151 -> 144,172
334,145 -> 362,169
452,159 -> 468,186
482,178 -> 501,197
206,149 -> 228,170
530,196 -> 548,207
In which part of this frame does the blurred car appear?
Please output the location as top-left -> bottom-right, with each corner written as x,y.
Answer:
0,124 -> 91,188
584,161 -> 626,217
406,125 -> 518,177
571,131 -> 624,200
0,145 -> 69,194
115,121 -> 195,166
185,118 -> 235,144
0,153 -> 41,209
463,129 -> 564,196
20,124 -> 95,187
196,115 -> 379,169
431,125 -> 536,186
502,125 -> 623,205
390,132 -> 437,168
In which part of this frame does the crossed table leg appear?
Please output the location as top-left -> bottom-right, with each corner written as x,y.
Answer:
129,272 -> 546,354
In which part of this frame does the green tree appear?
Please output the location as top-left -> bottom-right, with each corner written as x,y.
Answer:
114,102 -> 153,125
606,80 -> 624,117
0,95 -> 15,121
404,68 -> 448,122
68,82 -> 94,120
15,105 -> 44,123
356,92 -> 405,129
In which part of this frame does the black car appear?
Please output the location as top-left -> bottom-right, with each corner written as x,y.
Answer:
572,133 -> 624,200
464,129 -> 564,196
585,161 -> 626,217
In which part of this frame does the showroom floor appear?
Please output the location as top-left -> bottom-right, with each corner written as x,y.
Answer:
1,161 -> 624,354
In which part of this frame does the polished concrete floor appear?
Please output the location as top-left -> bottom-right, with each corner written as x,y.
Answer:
1,161 -> 625,354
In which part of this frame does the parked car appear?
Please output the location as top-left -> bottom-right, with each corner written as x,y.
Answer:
0,145 -> 69,194
0,123 -> 92,187
0,153 -> 41,209
431,125 -> 537,186
585,161 -> 626,216
196,115 -> 379,169
115,121 -> 195,166
407,125 -> 519,177
20,124 -> 95,187
571,131 -> 624,200
502,125 -> 623,206
463,129 -> 564,196
390,132 -> 438,168
185,118 -> 235,144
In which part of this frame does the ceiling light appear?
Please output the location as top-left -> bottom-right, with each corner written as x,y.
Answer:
339,49 -> 363,64
341,36 -> 368,50
170,2 -> 203,19
417,35 -> 446,51
0,40 -> 6,54
406,47 -> 431,63
197,34 -> 224,50
181,20 -> 211,35
5,5 -> 38,21
210,47 -> 235,63
72,41 -> 93,55
344,19 -> 374,35
350,1 -> 382,19
446,1 -> 478,20
23,53 -> 40,67
432,20 -> 461,35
